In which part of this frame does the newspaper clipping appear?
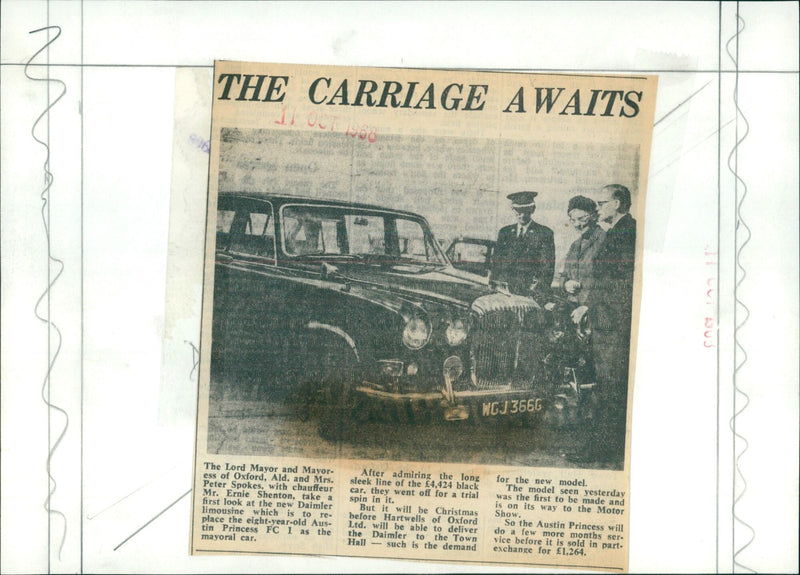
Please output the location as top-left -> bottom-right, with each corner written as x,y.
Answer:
191,60 -> 657,571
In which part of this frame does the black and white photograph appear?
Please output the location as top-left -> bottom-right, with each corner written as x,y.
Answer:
205,127 -> 640,471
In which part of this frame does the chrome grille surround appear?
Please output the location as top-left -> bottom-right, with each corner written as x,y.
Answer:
469,293 -> 541,390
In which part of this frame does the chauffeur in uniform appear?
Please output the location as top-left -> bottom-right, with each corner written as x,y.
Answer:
490,191 -> 555,297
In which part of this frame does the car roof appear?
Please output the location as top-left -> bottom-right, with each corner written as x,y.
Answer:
218,191 -> 424,219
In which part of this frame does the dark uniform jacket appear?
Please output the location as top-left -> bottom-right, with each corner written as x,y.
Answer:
589,213 -> 636,332
491,221 -> 555,296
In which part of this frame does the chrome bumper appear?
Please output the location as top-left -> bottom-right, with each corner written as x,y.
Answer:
354,383 -> 544,422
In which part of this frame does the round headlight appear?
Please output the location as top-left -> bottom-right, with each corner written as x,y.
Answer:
402,316 -> 431,350
445,318 -> 469,347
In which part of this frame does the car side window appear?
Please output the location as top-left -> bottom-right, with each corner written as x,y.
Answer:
283,214 -> 321,255
346,214 -> 385,255
396,218 -> 430,261
320,220 -> 343,254
283,209 -> 345,256
216,209 -> 236,251
228,203 -> 276,261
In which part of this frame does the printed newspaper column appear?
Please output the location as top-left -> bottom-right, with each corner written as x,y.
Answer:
195,457 -> 337,552
189,60 -> 657,571
487,471 -> 627,569
341,464 -> 482,559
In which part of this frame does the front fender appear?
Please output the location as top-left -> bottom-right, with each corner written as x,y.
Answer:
306,321 -> 360,363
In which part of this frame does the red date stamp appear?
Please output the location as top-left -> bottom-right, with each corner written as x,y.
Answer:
703,246 -> 716,348
274,107 -> 378,144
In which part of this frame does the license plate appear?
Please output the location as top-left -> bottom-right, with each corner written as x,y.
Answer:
481,398 -> 543,417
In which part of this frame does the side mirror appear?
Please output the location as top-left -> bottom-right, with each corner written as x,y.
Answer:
320,261 -> 339,280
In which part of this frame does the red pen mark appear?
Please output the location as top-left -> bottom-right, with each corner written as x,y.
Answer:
704,246 -> 717,348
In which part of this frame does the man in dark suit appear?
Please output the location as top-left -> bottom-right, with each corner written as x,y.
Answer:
571,184 -> 636,467
490,191 -> 555,297
595,184 -> 636,300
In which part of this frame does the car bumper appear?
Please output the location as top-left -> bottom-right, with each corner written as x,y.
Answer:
354,383 -> 545,422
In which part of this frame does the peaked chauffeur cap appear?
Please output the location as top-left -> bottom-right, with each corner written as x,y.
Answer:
507,191 -> 538,209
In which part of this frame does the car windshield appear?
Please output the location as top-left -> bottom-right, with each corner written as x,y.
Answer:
281,205 -> 446,265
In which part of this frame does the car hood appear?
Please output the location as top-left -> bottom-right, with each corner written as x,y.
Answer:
327,262 -> 498,310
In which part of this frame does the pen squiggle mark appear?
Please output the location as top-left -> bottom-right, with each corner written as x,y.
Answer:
185,340 -> 200,381
725,9 -> 755,574
25,25 -> 69,562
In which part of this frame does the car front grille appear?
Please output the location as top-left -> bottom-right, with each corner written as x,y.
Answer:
469,294 -> 540,390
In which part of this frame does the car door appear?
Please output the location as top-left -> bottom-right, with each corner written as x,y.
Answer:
211,197 -> 286,385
